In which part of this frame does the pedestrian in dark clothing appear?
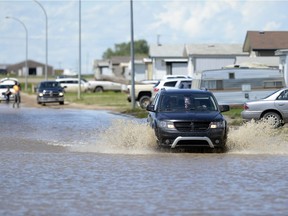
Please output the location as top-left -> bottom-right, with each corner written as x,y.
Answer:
5,87 -> 12,103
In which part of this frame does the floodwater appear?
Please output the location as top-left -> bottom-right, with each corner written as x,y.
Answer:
1,103 -> 288,215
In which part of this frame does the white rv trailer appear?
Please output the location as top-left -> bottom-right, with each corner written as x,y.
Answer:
195,68 -> 284,104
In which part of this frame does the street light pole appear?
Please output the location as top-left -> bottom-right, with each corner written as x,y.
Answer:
130,0 -> 136,109
78,0 -> 82,100
33,0 -> 48,80
6,16 -> 28,91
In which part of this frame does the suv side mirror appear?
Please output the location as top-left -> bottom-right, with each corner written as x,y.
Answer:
146,104 -> 155,112
219,105 -> 230,112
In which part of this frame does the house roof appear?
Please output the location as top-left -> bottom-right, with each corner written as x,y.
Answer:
109,56 -> 145,64
235,56 -> 279,67
110,56 -> 131,64
6,59 -> 53,73
7,59 -> 53,69
243,31 -> 288,52
149,44 -> 186,57
184,44 -> 247,56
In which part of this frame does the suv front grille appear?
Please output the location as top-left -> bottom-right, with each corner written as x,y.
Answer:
174,121 -> 210,132
43,91 -> 60,97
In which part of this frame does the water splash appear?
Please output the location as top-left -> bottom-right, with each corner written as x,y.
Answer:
70,118 -> 288,155
227,120 -> 288,154
71,119 -> 158,154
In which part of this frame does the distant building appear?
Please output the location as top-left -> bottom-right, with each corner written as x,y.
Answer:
93,56 -> 147,82
6,59 -> 53,77
184,43 -> 248,80
149,44 -> 187,80
243,31 -> 288,56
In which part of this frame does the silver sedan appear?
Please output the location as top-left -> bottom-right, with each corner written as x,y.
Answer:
241,88 -> 288,127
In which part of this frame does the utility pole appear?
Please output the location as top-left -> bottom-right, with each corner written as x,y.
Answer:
130,0 -> 135,109
33,0 -> 48,80
78,0 -> 82,99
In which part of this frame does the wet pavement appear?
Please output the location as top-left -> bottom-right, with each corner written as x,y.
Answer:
1,104 -> 288,215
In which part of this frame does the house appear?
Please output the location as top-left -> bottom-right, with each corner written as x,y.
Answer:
149,44 -> 187,80
93,56 -> 147,83
243,31 -> 288,87
243,31 -> 288,57
184,43 -> 248,80
93,59 -> 112,79
6,59 -> 53,77
126,59 -> 147,82
93,56 -> 130,81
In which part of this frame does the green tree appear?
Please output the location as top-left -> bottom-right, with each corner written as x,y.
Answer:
102,39 -> 149,59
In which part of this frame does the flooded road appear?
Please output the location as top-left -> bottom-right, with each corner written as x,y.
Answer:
1,104 -> 288,215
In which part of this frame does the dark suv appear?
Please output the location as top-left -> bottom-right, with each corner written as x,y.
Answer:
36,81 -> 65,105
146,89 -> 230,151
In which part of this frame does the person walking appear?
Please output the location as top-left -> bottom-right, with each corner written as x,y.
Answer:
13,82 -> 20,108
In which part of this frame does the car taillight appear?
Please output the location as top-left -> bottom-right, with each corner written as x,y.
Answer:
154,88 -> 159,92
244,103 -> 249,110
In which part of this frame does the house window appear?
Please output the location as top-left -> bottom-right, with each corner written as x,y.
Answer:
229,73 -> 235,79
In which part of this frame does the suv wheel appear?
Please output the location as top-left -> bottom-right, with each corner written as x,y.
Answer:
139,96 -> 151,109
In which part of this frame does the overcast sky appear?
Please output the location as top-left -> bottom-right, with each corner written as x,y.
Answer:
1,0 -> 288,74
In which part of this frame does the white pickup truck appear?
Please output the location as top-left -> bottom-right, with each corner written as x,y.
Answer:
127,77 -> 192,109
88,80 -> 123,92
127,83 -> 155,109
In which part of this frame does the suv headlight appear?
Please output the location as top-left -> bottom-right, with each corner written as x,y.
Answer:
59,92 -> 64,96
210,121 -> 225,129
158,120 -> 175,130
38,92 -> 43,97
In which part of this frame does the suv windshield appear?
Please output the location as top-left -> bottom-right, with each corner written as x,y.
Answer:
159,93 -> 217,112
40,82 -> 61,88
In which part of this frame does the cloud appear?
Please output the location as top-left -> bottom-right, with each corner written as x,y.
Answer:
1,0 -> 288,73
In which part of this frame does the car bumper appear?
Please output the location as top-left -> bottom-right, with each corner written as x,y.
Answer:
241,110 -> 262,120
0,94 -> 15,101
37,97 -> 64,103
156,128 -> 227,149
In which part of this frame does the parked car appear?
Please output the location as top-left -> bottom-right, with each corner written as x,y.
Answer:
162,75 -> 192,80
241,87 -> 288,127
55,78 -> 90,92
88,80 -> 123,92
36,81 -> 65,105
127,83 -> 155,109
0,78 -> 18,102
139,79 -> 160,85
153,78 -> 193,97
146,89 -> 230,151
